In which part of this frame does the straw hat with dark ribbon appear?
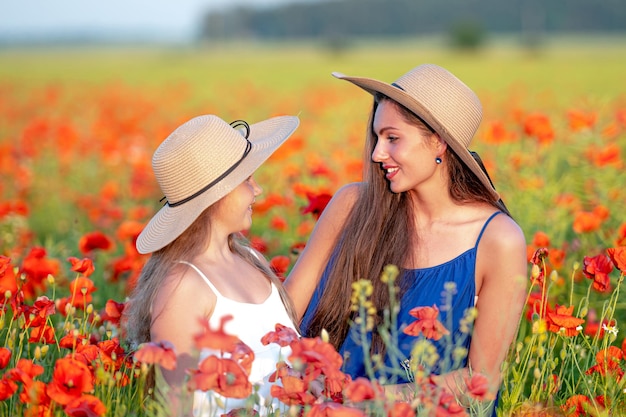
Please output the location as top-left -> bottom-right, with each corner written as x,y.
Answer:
136,114 -> 299,254
332,64 -> 500,202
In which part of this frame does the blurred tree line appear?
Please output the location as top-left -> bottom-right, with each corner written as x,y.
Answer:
199,0 -> 626,48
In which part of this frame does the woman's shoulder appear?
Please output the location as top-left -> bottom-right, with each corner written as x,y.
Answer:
481,210 -> 527,254
328,182 -> 362,207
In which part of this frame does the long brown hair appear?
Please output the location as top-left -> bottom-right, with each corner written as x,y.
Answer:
305,94 -> 509,355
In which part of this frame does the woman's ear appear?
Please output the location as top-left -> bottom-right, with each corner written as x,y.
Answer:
432,132 -> 447,155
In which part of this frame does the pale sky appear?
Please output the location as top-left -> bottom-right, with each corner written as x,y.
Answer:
0,0 -> 307,42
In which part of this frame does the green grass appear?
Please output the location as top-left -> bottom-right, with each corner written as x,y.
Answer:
1,34 -> 625,104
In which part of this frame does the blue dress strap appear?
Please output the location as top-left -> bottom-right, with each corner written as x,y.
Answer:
474,211 -> 502,248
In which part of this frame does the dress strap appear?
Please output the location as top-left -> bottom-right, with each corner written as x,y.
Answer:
474,211 -> 503,248
177,261 -> 223,297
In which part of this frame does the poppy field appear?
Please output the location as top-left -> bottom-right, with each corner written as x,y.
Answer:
1,40 -> 626,416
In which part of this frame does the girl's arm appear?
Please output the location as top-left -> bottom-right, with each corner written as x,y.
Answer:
151,268 -> 216,416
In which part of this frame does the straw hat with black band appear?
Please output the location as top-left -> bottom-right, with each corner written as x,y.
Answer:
332,64 -> 500,202
136,114 -> 299,255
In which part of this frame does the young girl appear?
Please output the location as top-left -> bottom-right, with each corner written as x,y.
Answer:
286,64 -> 527,414
124,114 -> 300,416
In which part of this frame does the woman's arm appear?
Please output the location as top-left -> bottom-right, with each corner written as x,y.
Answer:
432,214 -> 527,399
468,214 -> 527,393
285,183 -> 360,321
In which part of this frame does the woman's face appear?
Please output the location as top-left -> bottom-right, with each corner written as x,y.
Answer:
371,100 -> 443,194
213,175 -> 263,233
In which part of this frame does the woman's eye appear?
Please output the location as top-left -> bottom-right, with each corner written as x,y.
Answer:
388,135 -> 399,142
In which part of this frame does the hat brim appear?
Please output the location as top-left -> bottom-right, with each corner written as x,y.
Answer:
136,115 -> 299,254
332,72 -> 500,202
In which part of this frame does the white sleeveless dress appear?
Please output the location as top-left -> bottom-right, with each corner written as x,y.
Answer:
179,261 -> 298,416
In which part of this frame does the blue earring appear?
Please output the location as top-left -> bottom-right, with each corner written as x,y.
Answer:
435,157 -> 442,164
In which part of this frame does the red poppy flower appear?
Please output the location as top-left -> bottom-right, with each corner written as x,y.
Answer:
567,109 -> 597,132
530,247 -> 549,266
0,376 -> 18,401
97,338 -> 126,372
115,220 -> 144,243
523,113 -> 554,144
110,250 -> 144,286
388,401 -> 416,417
59,333 -> 90,350
586,143 -> 622,167
301,192 -> 332,220
193,315 -> 241,352
525,292 -> 551,322
18,379 -> 49,407
73,345 -> 101,368
46,357 -> 94,405
344,377 -> 383,402
261,323 -> 299,347
270,215 -> 288,232
561,394 -> 591,417
0,255 -> 18,296
269,255 -> 290,281
68,276 -> 96,308
0,348 -> 11,369
253,193 -> 288,215
532,232 -> 551,248
5,360 -> 44,406
10,359 -> 44,382
548,248 -> 566,271
586,346 -> 624,381
583,254 -> 614,293
29,324 -> 56,344
78,231 -> 113,255
464,373 -> 493,401
545,305 -> 585,337
19,247 -> 61,298
573,211 -> 602,234
307,402 -> 367,417
99,299 -> 125,326
436,391 -> 468,417
404,305 -> 450,341
229,341 -> 255,376
133,340 -> 177,371
269,362 -> 316,406
64,394 -> 106,417
21,296 -> 56,328
187,355 -> 252,399
607,247 -> 626,273
321,367 -> 351,399
484,120 -> 516,144
67,257 -> 95,278
289,337 -> 344,377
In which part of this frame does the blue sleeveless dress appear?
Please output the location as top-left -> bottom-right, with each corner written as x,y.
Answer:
300,212 -> 502,412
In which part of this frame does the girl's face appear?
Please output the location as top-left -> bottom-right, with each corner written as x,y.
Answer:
213,175 -> 262,233
371,100 -> 444,194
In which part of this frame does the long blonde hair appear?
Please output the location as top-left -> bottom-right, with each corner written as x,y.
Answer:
304,95 -> 509,354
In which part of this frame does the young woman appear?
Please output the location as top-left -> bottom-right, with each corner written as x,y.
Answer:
285,64 -> 527,413
124,114 -> 300,416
